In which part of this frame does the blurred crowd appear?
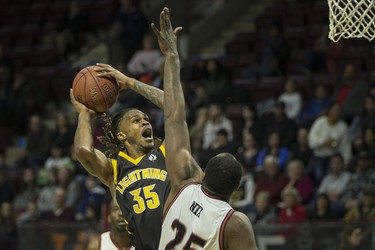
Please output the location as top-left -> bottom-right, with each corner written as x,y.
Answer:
0,0 -> 374,249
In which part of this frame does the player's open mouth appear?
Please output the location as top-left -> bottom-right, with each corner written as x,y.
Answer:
142,128 -> 153,140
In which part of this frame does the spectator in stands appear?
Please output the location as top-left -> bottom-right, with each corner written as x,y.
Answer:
0,202 -> 17,249
236,132 -> 259,174
230,165 -> 255,213
76,176 -> 105,221
343,150 -> 375,210
247,191 -> 277,225
305,25 -> 329,73
308,103 -> 351,185
278,187 -> 307,223
256,132 -> 289,169
199,129 -> 236,168
258,24 -> 290,77
318,154 -> 351,204
353,127 -> 375,162
261,101 -> 297,148
189,107 -> 208,160
13,168 -> 39,214
189,82 -> 210,115
202,101 -> 233,150
301,84 -> 331,126
17,201 -> 40,224
44,142 -> 74,171
349,95 -> 375,142
238,104 -> 261,145
199,59 -> 230,103
337,225 -> 364,250
3,69 -> 37,136
127,33 -> 162,77
54,0 -> 90,60
37,168 -> 57,212
344,190 -> 375,222
308,193 -> 338,221
41,187 -> 75,222
278,78 -> 302,120
333,63 -> 370,121
290,127 -> 313,167
285,160 -> 313,204
0,170 -> 14,203
50,111 -> 75,156
17,114 -> 51,168
254,155 -> 289,205
306,25 -> 343,74
56,166 -> 81,209
83,203 -> 101,224
108,0 -> 149,66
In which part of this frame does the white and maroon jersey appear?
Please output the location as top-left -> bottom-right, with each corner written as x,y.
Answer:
99,231 -> 135,250
158,183 -> 235,250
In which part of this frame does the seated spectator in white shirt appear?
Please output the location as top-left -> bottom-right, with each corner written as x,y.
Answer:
318,153 -> 351,202
278,78 -> 302,120
127,33 -> 162,77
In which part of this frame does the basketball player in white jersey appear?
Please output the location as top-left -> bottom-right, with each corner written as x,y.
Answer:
151,8 -> 258,250
88,199 -> 134,250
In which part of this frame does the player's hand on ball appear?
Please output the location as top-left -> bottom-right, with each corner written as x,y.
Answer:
70,89 -> 96,115
95,63 -> 133,91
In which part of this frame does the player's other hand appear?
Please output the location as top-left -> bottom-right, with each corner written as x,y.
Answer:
95,63 -> 134,91
70,89 -> 96,115
151,7 -> 182,56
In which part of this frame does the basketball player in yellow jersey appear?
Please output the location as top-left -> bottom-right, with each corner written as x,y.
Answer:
87,199 -> 134,250
152,8 -> 258,250
71,46 -> 170,249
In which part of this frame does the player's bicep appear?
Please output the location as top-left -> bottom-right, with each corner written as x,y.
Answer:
224,212 -> 258,250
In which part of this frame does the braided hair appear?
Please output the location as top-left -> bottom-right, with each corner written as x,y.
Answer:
97,108 -> 136,157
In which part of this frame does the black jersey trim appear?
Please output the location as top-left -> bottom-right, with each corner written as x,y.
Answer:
219,209 -> 235,250
162,182 -> 197,223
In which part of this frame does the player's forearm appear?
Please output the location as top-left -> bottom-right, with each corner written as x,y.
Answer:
130,79 -> 164,109
163,52 -> 183,119
74,111 -> 94,155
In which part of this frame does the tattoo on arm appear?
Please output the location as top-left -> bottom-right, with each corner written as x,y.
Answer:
133,80 -> 164,109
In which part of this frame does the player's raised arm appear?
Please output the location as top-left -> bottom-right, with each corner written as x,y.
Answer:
70,90 -> 114,193
95,63 -> 164,109
152,8 -> 203,194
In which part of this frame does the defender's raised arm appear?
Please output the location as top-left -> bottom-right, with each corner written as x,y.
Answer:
152,8 -> 203,195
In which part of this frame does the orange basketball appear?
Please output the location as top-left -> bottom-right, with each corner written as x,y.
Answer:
72,66 -> 119,113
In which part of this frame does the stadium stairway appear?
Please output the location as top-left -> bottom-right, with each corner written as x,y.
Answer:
198,0 -> 272,58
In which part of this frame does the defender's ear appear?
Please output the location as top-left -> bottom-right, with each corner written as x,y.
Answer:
117,132 -> 126,142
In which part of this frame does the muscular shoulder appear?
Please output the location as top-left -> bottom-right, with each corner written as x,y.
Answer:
224,212 -> 258,250
225,212 -> 250,237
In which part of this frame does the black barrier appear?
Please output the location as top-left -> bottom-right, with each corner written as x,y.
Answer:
6,222 -> 375,250
17,223 -> 100,250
